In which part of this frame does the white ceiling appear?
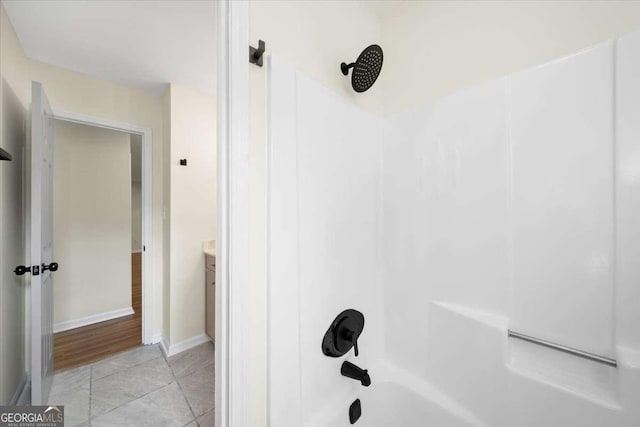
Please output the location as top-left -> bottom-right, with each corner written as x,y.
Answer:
3,0 -> 217,96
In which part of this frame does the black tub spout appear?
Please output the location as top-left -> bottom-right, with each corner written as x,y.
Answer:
341,361 -> 371,387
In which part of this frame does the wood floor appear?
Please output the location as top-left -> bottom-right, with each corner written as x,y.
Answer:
53,253 -> 142,372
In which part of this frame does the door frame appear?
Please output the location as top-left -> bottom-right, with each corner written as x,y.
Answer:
216,0 -> 251,426
51,108 -> 154,344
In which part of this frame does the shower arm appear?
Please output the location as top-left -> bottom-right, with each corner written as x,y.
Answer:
340,62 -> 356,76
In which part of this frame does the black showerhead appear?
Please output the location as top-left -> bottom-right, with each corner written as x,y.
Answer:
341,44 -> 383,93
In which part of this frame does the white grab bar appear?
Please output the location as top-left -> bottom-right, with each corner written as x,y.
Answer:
508,330 -> 617,368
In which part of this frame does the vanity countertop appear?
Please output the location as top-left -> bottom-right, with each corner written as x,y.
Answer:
203,240 -> 216,257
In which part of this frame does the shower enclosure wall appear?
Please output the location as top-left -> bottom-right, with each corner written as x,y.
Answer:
267,31 -> 640,427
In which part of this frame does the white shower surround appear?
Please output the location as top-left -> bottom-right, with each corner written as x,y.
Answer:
268,30 -> 640,427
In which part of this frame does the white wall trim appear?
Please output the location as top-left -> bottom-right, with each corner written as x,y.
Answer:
217,1 -> 250,426
159,336 -> 170,359
158,334 -> 211,358
150,332 -> 163,345
53,307 -> 134,333
52,108 -> 155,345
10,372 -> 29,406
52,109 -> 149,135
172,334 -> 211,358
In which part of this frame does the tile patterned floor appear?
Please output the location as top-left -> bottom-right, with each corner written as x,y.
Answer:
47,342 -> 214,427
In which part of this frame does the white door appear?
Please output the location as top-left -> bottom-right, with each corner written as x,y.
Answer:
30,81 -> 56,405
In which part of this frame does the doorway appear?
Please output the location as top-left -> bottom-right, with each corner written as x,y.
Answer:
51,120 -> 146,371
53,120 -> 142,371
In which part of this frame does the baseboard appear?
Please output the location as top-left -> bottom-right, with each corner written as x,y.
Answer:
10,372 -> 29,406
150,332 -> 162,344
159,336 -> 170,358
159,333 -> 211,358
53,307 -> 134,333
143,332 -> 162,346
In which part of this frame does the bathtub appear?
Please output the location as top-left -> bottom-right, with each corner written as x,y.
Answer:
317,362 -> 482,427
325,381 -> 474,427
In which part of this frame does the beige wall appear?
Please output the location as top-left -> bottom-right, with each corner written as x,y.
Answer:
29,60 -> 165,339
380,0 -> 640,115
0,2 -> 29,404
53,121 -> 132,325
166,83 -> 217,346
